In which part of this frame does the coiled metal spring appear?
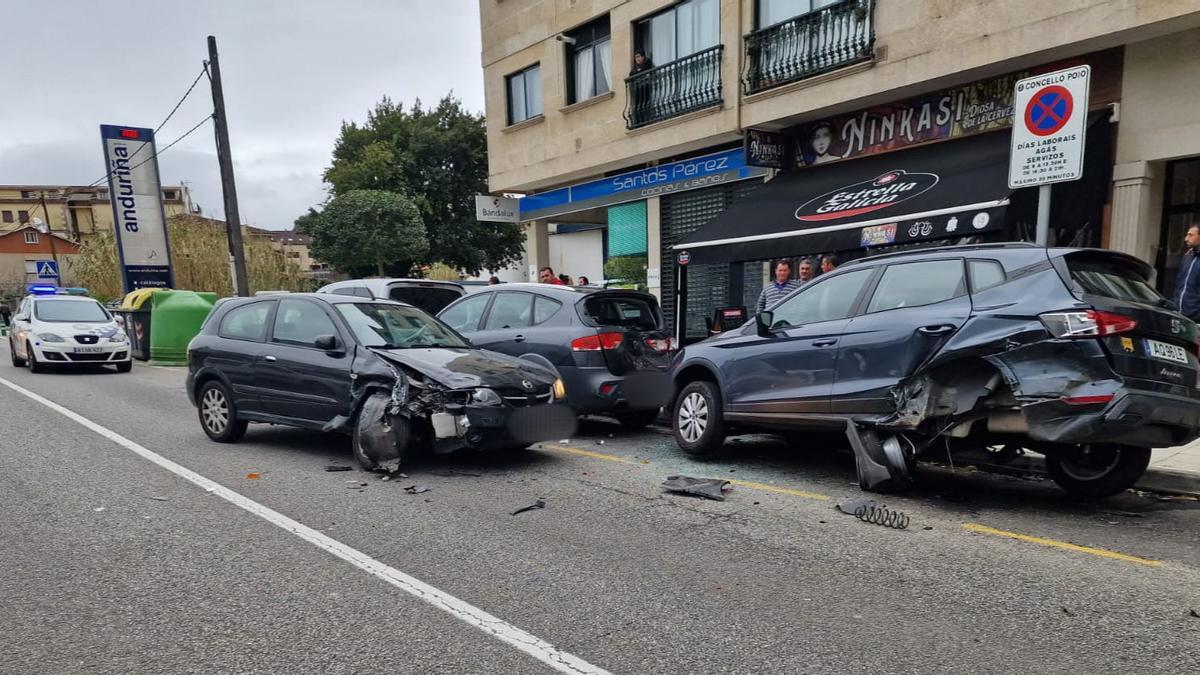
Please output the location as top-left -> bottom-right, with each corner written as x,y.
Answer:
854,504 -> 910,530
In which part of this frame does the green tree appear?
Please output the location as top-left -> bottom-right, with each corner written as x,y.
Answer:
321,94 -> 523,275
298,190 -> 429,277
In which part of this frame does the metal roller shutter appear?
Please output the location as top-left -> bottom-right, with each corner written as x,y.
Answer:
660,179 -> 763,338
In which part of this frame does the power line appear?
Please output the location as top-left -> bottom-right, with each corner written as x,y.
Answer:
84,65 -> 209,189
88,114 -> 213,189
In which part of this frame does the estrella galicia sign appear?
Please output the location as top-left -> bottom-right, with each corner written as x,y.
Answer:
794,170 -> 940,222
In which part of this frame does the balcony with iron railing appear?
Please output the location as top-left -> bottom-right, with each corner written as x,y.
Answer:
624,45 -> 724,129
743,0 -> 875,96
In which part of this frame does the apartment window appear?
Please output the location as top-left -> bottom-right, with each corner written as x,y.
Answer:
20,191 -> 33,199
635,0 -> 719,66
506,64 -> 543,125
18,210 -> 29,224
1,211 -> 12,223
163,189 -> 178,200
566,16 -> 612,104
24,231 -> 38,245
96,189 -> 109,200
758,0 -> 841,27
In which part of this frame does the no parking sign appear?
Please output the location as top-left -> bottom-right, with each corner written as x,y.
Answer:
1008,65 -> 1090,188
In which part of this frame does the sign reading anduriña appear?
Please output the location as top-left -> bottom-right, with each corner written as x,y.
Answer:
519,148 -> 770,221
99,124 -> 174,292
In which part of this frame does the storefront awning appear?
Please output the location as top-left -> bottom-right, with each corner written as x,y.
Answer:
673,131 -> 1013,265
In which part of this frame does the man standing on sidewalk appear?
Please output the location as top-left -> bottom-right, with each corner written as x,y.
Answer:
1175,225 -> 1200,322
756,260 -> 802,313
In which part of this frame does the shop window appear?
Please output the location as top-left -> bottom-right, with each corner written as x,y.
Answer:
506,64 -> 542,125
607,202 -> 647,256
1158,158 -> 1200,298
566,16 -> 611,104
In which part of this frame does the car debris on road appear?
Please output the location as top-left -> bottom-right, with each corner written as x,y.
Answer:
661,475 -> 731,501
511,499 -> 546,515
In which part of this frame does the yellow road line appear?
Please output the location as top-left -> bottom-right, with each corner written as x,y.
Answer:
542,445 -> 832,500
727,478 -> 831,501
543,445 -> 638,464
962,523 -> 1161,567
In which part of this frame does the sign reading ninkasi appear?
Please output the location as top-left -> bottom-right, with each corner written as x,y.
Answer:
99,124 -> 174,292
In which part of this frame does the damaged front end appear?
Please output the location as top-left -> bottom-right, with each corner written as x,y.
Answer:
346,350 -> 576,472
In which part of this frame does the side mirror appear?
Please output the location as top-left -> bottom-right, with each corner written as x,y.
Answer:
14,314 -> 28,322
755,311 -> 774,337
314,334 -> 342,352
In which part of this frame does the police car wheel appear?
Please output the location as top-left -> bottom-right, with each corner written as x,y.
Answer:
10,338 -> 25,367
26,343 -> 43,374
198,381 -> 247,443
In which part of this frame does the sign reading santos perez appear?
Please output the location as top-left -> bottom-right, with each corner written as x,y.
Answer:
100,125 -> 174,291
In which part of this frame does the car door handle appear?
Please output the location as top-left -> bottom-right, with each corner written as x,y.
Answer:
918,325 -> 955,336
263,355 -> 277,362
513,335 -> 525,342
811,339 -> 837,347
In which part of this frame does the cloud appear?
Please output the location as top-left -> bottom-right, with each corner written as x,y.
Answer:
0,0 -> 484,229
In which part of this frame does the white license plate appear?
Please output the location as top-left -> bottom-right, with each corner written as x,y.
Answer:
1145,339 -> 1189,365
73,347 -> 104,354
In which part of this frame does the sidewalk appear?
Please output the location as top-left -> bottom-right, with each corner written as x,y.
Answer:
1140,440 -> 1200,496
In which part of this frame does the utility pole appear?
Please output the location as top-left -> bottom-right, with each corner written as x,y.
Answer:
206,35 -> 250,296
38,192 -> 60,270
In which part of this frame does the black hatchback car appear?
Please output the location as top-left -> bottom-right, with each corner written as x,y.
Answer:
438,284 -> 674,428
186,294 -> 571,472
671,244 -> 1200,498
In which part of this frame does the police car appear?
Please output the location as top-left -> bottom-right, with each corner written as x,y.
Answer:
8,291 -> 132,373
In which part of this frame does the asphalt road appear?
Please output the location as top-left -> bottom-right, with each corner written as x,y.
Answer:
2,349 -> 1199,674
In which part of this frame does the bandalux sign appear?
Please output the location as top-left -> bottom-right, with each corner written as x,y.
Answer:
99,124 -> 174,291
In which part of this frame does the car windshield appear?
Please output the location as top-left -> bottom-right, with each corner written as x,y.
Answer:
336,303 -> 471,349
35,299 -> 110,322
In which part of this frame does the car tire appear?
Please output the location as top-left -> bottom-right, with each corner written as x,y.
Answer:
617,409 -> 660,430
351,393 -> 411,472
197,380 -> 248,443
26,343 -> 43,374
673,380 -> 726,457
1046,444 -> 1151,499
10,339 -> 25,367
115,361 -> 132,373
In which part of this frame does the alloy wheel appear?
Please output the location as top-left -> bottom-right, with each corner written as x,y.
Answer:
678,391 -> 709,443
201,388 -> 230,434
1058,444 -> 1122,481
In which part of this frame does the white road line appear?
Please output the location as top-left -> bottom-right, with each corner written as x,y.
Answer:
0,375 -> 611,675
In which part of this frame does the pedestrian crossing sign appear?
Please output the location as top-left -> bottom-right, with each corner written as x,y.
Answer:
35,260 -> 59,279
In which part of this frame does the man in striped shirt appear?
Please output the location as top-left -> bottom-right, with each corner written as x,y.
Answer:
756,259 -> 803,313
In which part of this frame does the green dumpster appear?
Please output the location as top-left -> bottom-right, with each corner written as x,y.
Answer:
148,290 -> 218,364
114,289 -> 165,361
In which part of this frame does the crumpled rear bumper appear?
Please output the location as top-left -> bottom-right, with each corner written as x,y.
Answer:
1021,388 -> 1200,448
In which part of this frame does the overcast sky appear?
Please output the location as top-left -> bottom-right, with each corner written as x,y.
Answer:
0,0 -> 484,230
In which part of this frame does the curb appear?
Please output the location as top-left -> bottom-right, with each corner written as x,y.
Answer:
931,451 -> 1200,498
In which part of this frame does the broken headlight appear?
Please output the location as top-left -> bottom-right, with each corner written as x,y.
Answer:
470,388 -> 503,406
553,378 -> 566,400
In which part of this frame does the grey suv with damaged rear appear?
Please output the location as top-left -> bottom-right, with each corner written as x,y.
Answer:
186,294 -> 573,472
670,244 -> 1200,497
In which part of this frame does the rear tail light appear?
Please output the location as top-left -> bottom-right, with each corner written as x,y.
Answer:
1040,310 -> 1137,338
644,337 -> 678,353
1063,394 -> 1115,405
571,332 -> 624,351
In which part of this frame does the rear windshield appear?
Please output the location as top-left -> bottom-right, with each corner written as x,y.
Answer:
580,295 -> 661,331
1066,255 -> 1162,305
389,286 -> 463,315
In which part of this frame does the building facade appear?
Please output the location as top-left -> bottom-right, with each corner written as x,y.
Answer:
479,0 -> 1200,339
0,184 -> 193,239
